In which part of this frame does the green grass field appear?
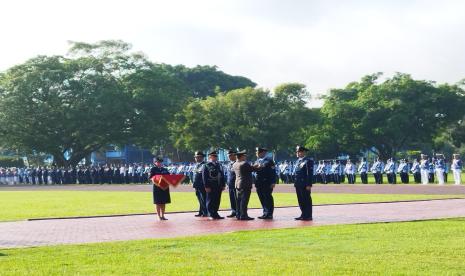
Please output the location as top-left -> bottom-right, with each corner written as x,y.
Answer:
0,191 -> 463,221
1,218 -> 464,275
303,172 -> 464,185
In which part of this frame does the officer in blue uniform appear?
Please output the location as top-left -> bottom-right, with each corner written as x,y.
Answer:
292,146 -> 314,221
371,157 -> 383,184
193,151 -> 207,217
358,158 -> 369,184
254,147 -> 276,219
225,149 -> 237,218
384,158 -> 396,184
410,159 -> 421,183
202,151 -> 226,220
397,159 -> 409,184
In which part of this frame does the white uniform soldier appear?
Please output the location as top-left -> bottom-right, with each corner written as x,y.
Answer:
420,154 -> 429,185
344,160 -> 356,184
358,158 -> 368,184
451,154 -> 462,185
434,154 -> 446,185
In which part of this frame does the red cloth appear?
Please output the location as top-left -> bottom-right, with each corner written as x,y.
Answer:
151,174 -> 185,190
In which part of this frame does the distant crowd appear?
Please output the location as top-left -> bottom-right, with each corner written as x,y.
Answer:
0,154 -> 462,186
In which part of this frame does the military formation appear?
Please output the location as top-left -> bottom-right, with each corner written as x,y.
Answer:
311,154 -> 462,185
0,164 -> 152,185
189,146 -> 314,221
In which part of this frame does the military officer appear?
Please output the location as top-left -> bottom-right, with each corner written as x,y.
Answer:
358,158 -> 369,184
316,160 -> 326,184
292,146 -> 314,221
202,151 -> 226,220
233,150 -> 255,220
384,158 -> 396,184
253,147 -> 276,220
225,149 -> 238,218
451,154 -> 462,185
428,158 -> 435,183
193,151 -> 208,217
371,157 -> 383,184
410,159 -> 421,183
397,159 -> 409,184
420,154 -> 429,185
435,154 -> 446,185
331,160 -> 341,184
345,159 -> 356,184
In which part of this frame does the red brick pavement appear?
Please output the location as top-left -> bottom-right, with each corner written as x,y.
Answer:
1,199 -> 464,249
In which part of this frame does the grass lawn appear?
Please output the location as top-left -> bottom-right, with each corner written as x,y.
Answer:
0,191 -> 463,221
1,218 -> 464,275
361,173 -> 464,185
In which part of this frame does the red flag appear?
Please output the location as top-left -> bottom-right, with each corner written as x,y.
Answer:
151,174 -> 185,190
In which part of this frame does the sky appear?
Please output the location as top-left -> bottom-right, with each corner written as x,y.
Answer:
1,0 -> 465,106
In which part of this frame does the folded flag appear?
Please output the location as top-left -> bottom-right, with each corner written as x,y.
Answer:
151,174 -> 185,190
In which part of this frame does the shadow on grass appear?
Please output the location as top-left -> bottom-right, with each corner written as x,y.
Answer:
0,252 -> 7,257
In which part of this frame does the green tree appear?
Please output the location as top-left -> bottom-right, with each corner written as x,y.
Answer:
123,64 -> 189,149
0,41 -> 140,166
307,73 -> 465,159
160,64 -> 256,98
170,84 -> 316,154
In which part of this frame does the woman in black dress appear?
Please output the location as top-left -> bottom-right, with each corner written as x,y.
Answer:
150,157 -> 171,220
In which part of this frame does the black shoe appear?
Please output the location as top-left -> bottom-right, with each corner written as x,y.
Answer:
263,215 -> 273,220
294,217 -> 303,220
226,213 -> 236,218
239,217 -> 254,221
257,215 -> 267,219
210,215 -> 224,220
194,213 -> 202,217
301,217 -> 313,221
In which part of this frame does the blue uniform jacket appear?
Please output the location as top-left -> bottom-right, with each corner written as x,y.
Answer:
293,157 -> 314,188
226,161 -> 236,189
192,161 -> 205,189
202,161 -> 226,189
254,157 -> 277,188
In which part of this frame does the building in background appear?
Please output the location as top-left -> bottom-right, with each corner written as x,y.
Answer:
91,145 -> 154,165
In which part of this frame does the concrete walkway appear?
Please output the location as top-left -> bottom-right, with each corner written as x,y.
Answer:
1,198 -> 464,249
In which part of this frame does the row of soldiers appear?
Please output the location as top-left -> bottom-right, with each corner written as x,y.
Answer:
1,154 -> 461,186
312,154 -> 462,185
166,155 -> 462,186
0,164 -> 153,185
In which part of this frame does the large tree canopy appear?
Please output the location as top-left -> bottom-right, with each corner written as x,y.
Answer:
170,83 -> 316,154
0,54 -> 131,166
306,73 -> 465,159
2,39 -> 465,164
0,40 -> 259,165
159,64 -> 256,98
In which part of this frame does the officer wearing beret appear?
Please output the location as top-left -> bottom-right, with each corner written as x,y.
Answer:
202,150 -> 226,220
225,149 -> 238,218
254,147 -> 276,219
193,151 -> 208,217
292,146 -> 314,221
